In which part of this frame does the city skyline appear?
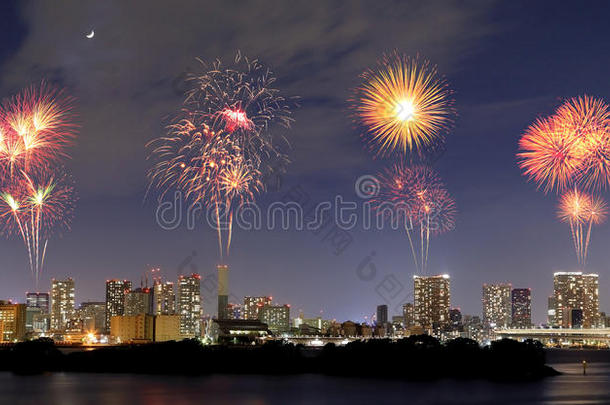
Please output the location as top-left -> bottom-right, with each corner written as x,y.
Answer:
3,2 -> 610,325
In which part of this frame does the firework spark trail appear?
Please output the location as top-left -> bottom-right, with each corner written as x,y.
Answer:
0,170 -> 75,286
583,195 -> 607,267
403,217 -> 420,272
557,189 -> 606,267
351,51 -> 455,158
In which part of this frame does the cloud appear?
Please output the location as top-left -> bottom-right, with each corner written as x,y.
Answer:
0,0 -> 500,197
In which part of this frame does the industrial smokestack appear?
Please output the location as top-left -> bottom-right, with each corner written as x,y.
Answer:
217,265 -> 229,319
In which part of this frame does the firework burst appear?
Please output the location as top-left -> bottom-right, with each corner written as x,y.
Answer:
184,52 -> 297,176
351,52 -> 455,157
0,83 -> 76,177
518,116 -> 584,193
0,168 -> 75,286
147,52 -> 297,263
0,83 -> 77,287
373,164 -> 456,273
519,95 -> 610,192
519,95 -> 610,268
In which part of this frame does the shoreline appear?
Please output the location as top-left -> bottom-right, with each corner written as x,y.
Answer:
0,336 -> 561,381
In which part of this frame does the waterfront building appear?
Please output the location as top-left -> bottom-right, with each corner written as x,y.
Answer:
50,278 -> 75,331
79,302 -> 106,333
110,314 -> 153,342
178,273 -> 201,336
125,288 -> 152,316
105,280 -> 132,332
482,283 -> 512,328
511,288 -> 532,328
553,272 -> 599,328
547,296 -> 556,326
243,296 -> 272,320
413,274 -> 451,331
0,301 -> 26,341
260,304 -> 290,333
153,315 -> 182,342
153,281 -> 176,315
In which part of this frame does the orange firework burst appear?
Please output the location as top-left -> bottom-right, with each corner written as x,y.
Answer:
554,96 -> 610,191
519,95 -> 610,192
557,188 -> 591,224
219,156 -> 261,205
555,95 -> 610,135
518,116 -> 585,193
352,52 -> 454,157
0,83 -> 76,176
587,195 -> 608,225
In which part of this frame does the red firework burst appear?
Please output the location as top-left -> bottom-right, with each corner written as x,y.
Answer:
0,83 -> 76,177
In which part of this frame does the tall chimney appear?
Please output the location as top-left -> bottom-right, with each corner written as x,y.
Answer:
217,265 -> 229,319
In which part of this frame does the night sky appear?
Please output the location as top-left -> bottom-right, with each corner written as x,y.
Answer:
2,1 -> 610,324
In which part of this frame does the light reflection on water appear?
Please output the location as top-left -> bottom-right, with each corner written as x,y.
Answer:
1,364 -> 609,405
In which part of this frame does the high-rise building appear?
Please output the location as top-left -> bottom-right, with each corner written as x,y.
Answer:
511,288 -> 532,328
553,272 -> 599,328
125,288 -> 152,316
402,302 -> 414,327
260,304 -> 290,333
105,280 -> 132,333
25,292 -> 50,332
244,296 -> 273,320
482,283 -> 512,329
547,296 -> 556,325
413,274 -> 451,331
178,273 -> 201,336
26,292 -> 49,313
50,278 -> 75,331
376,304 -> 388,326
0,301 -> 26,341
153,281 -> 176,315
583,274 -> 599,328
79,302 -> 106,333
217,265 -> 229,319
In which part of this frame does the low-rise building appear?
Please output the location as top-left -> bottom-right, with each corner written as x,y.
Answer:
0,302 -> 26,342
110,314 -> 154,342
211,319 -> 270,344
154,315 -> 182,342
260,304 -> 290,333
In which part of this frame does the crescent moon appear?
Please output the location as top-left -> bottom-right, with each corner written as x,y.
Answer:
86,30 -> 95,39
